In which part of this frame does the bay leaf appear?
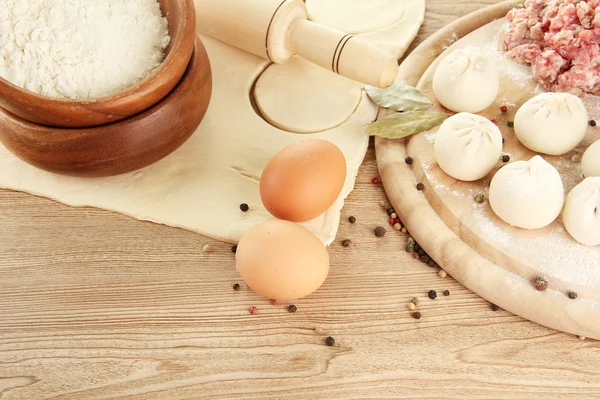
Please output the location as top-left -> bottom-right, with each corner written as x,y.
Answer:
366,111 -> 447,140
365,82 -> 432,112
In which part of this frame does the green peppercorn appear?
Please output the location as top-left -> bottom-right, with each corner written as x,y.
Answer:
507,120 -> 514,128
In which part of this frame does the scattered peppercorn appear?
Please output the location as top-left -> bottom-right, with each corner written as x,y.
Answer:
203,244 -> 212,252
416,183 -> 425,191
288,304 -> 297,313
401,227 -> 408,234
443,290 -> 450,296
568,291 -> 578,300
406,238 -> 415,253
342,239 -> 352,247
590,119 -> 597,127
421,255 -> 431,264
428,260 -> 437,268
240,203 -> 249,212
428,290 -> 437,300
414,243 -> 421,252
411,297 -> 420,306
507,120 -> 514,128
387,207 -> 395,215
249,306 -> 258,315
232,245 -> 238,253
579,336 -> 586,341
393,223 -> 402,231
270,299 -> 277,306
388,218 -> 394,226
500,105 -> 508,113
412,312 -> 422,320
474,194 -> 485,204
374,226 -> 387,237
439,270 -> 448,279
501,154 -> 510,163
348,216 -> 356,224
533,276 -> 549,291
491,304 -> 499,312
325,336 -> 335,346
372,177 -> 380,184
405,156 -> 414,165
390,212 -> 397,219
502,137 -> 505,143
407,302 -> 416,311
233,283 -> 240,291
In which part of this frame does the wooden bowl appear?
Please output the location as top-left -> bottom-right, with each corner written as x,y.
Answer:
0,36 -> 212,177
0,0 -> 196,128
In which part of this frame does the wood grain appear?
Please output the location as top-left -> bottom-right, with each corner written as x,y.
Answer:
0,37 -> 212,178
2,2 -> 600,399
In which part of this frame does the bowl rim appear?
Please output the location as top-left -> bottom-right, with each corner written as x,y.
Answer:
0,0 -> 196,105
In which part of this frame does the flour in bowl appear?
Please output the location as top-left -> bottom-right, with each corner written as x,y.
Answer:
0,0 -> 170,99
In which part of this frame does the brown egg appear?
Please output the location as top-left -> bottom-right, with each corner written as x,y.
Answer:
260,139 -> 347,222
235,220 -> 329,301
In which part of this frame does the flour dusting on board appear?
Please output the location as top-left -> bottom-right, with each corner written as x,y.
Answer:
415,18 -> 600,289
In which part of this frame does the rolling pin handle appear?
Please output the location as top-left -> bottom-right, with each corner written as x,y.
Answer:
287,19 -> 398,88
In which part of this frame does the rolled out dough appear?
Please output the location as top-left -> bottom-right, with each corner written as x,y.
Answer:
306,0 -> 425,59
254,56 -> 362,133
0,0 -> 426,244
0,34 -> 377,245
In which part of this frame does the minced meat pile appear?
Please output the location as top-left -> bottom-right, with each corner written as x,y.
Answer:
499,0 -> 600,96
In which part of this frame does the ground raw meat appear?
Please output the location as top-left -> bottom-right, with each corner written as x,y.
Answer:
499,0 -> 600,96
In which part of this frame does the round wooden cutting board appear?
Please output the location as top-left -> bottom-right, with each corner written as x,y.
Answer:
376,0 -> 600,339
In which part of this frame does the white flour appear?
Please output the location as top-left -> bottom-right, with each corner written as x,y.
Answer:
0,0 -> 170,99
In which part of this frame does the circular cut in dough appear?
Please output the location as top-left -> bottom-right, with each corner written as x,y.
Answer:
434,112 -> 503,181
582,140 -> 600,178
432,46 -> 500,113
489,156 -> 565,230
514,92 -> 588,156
563,177 -> 600,246
305,0 -> 407,34
254,57 -> 362,134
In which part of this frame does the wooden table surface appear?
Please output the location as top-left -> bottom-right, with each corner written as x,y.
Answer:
2,2 -> 600,399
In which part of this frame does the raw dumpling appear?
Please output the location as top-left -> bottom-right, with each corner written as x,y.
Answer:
582,140 -> 600,178
432,47 -> 499,113
434,112 -> 503,181
489,156 -> 564,230
562,177 -> 600,246
514,92 -> 588,156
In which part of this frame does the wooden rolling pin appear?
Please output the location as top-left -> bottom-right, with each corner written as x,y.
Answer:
195,0 -> 398,88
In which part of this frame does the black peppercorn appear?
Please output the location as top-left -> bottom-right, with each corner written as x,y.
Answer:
491,304 -> 499,311
427,260 -> 437,268
443,290 -> 450,297
231,245 -> 238,253
288,304 -> 297,313
342,239 -> 352,247
348,216 -> 356,224
414,243 -> 421,252
325,336 -> 335,346
412,312 -> 422,320
233,283 -> 240,291
374,226 -> 387,237
387,207 -> 395,216
417,249 -> 425,258
501,154 -> 510,163
568,291 -> 578,300
416,183 -> 425,191
405,156 -> 414,165
590,119 -> 597,127
421,255 -> 431,264
507,120 -> 514,128
533,276 -> 548,291
240,203 -> 249,212
428,290 -> 437,300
